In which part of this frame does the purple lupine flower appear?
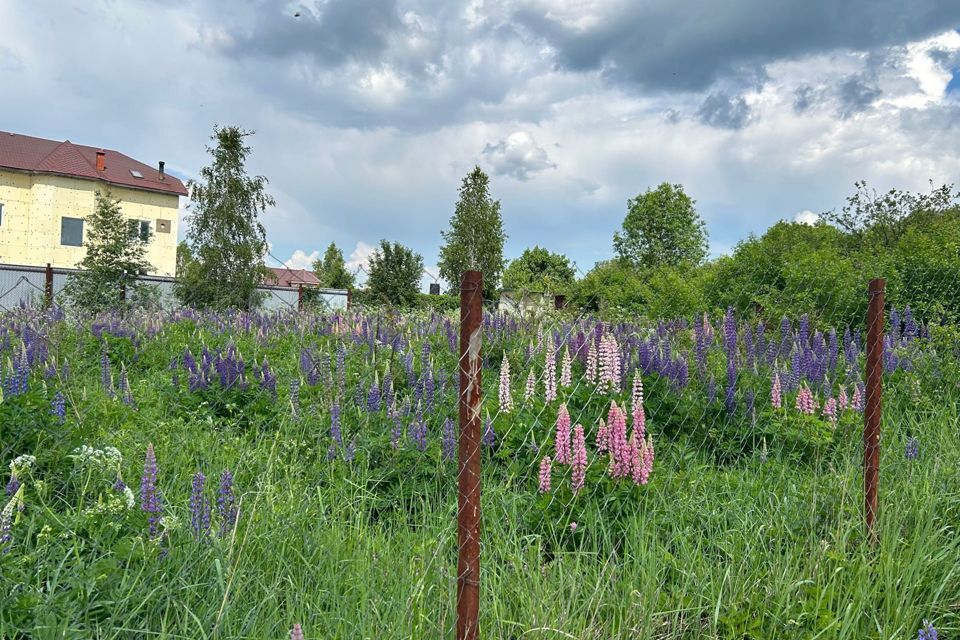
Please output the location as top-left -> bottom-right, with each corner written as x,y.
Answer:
291,623 -> 305,640
344,437 -> 357,462
424,367 -> 435,412
367,379 -> 381,412
903,306 -> 918,343
336,343 -> 346,397
707,375 -> 717,404
217,470 -> 237,538
326,443 -> 338,461
442,417 -> 456,462
409,414 -> 427,452
745,390 -> 755,423
113,474 -> 127,493
889,308 -> 901,344
744,323 -> 755,371
693,318 -> 707,376
330,404 -> 343,447
905,436 -> 919,461
50,391 -> 66,424
381,370 -> 393,406
5,473 -> 18,497
482,416 -> 496,449
353,379 -> 364,408
140,443 -> 162,538
190,472 -> 211,541
917,620 -> 938,640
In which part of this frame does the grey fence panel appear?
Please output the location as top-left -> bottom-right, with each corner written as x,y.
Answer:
0,262 -> 349,312
0,267 -> 46,310
259,287 -> 300,311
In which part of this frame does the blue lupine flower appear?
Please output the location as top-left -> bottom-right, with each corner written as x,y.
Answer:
905,436 -> 919,461
482,416 -> 496,449
50,391 -> 66,424
917,620 -> 937,640
190,472 -> 211,541
330,404 -> 343,447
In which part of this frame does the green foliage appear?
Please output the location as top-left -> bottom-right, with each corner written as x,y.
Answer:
613,182 -> 708,270
639,264 -> 707,320
569,260 -> 646,314
175,126 -> 274,311
63,190 -> 157,312
502,246 -> 575,294
821,180 -> 957,249
312,242 -> 356,289
366,240 -> 424,308
438,166 -> 506,296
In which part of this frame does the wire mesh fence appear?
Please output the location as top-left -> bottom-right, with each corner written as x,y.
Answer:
1,255 -> 958,638
0,262 -> 348,313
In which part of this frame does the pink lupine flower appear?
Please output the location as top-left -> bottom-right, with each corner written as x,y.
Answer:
823,397 -> 838,426
291,624 -> 305,640
838,385 -> 849,411
571,424 -> 587,494
524,368 -> 536,402
499,354 -> 513,413
595,418 -> 609,453
630,433 -> 643,485
795,384 -> 816,415
538,456 -> 552,494
852,383 -> 865,412
631,373 -> 644,413
544,335 -> 557,403
607,402 -> 631,478
560,346 -> 572,388
770,372 -> 782,409
570,521 -> 578,532
598,334 -> 621,392
641,434 -> 654,485
554,404 -> 572,464
586,341 -> 598,383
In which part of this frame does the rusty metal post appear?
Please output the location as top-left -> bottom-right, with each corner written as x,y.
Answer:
44,263 -> 53,309
298,284 -> 304,312
457,270 -> 482,640
864,278 -> 885,545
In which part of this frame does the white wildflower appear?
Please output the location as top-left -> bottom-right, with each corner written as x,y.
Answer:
9,454 -> 36,474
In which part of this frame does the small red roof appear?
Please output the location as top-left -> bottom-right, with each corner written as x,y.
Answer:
0,130 -> 188,196
266,267 -> 322,288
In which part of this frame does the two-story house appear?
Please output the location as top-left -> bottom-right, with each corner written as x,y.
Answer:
0,131 -> 188,276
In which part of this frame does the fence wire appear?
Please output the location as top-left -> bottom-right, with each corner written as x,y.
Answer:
0,245 -> 958,638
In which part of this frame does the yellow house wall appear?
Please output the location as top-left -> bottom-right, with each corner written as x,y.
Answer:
0,170 -> 179,276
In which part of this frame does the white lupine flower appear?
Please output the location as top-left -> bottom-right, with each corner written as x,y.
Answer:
9,455 -> 36,473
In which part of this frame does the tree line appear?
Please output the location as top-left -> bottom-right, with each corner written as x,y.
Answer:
68,125 -> 960,326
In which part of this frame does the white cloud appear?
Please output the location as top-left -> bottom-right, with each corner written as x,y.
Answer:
345,241 -> 377,282
794,210 -> 819,225
285,249 -> 320,270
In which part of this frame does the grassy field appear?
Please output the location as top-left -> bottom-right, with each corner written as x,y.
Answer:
1,307 -> 958,639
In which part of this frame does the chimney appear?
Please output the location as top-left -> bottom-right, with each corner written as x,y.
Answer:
95,150 -> 105,172
158,161 -> 165,180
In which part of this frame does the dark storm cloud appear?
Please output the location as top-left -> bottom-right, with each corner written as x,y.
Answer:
224,0 -> 403,66
697,92 -> 751,129
515,0 -> 960,91
836,75 -> 882,118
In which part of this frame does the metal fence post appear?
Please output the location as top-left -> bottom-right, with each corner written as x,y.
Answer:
44,263 -> 53,309
864,278 -> 885,545
457,270 -> 482,640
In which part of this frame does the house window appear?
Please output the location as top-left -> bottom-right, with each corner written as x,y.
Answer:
127,219 -> 150,241
60,217 -> 84,246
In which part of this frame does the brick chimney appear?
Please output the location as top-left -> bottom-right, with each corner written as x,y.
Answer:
158,161 -> 165,180
95,150 -> 105,172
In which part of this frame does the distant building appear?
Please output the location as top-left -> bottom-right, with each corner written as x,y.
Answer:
0,131 -> 187,276
266,267 -> 321,288
498,289 -> 565,316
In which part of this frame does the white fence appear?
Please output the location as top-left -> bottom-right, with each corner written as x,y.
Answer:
0,263 -> 348,312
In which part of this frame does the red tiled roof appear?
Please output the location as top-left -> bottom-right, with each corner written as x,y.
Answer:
0,130 -> 188,196
266,267 -> 322,288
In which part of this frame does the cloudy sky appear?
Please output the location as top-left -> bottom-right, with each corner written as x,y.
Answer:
2,1 -> 959,285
